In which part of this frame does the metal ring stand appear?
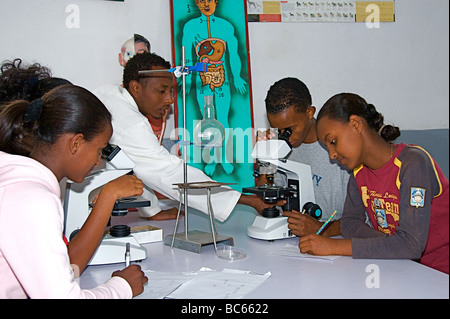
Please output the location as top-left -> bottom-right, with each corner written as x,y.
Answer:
165,182 -> 235,253
162,46 -> 234,253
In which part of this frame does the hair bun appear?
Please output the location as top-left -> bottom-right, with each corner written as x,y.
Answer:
378,124 -> 387,135
379,124 -> 401,142
24,98 -> 44,122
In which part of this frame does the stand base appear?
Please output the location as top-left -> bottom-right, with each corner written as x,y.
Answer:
164,230 -> 234,254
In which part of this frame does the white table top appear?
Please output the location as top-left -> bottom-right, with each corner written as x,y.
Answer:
79,201 -> 449,299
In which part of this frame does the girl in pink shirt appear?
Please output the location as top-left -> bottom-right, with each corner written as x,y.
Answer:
0,84 -> 148,298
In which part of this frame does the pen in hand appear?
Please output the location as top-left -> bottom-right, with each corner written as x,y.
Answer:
316,210 -> 337,235
125,242 -> 130,267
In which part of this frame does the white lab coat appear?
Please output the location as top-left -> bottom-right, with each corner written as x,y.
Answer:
94,84 -> 241,222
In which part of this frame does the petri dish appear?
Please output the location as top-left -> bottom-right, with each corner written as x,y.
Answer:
216,244 -> 247,261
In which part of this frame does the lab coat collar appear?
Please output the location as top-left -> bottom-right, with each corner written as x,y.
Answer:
118,85 -> 141,114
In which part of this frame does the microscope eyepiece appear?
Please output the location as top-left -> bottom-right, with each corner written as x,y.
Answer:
279,128 -> 292,139
278,128 -> 292,148
101,143 -> 122,161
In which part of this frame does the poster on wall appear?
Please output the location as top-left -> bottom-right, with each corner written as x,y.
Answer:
247,0 -> 394,23
170,0 -> 255,191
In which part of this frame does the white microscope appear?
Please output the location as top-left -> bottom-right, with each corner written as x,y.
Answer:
63,144 -> 148,265
243,129 -> 322,240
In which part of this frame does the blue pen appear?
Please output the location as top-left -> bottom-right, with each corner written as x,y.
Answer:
316,210 -> 337,235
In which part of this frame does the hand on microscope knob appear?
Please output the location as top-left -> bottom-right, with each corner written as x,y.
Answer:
255,197 -> 286,215
283,210 -> 322,237
112,264 -> 148,298
238,194 -> 285,215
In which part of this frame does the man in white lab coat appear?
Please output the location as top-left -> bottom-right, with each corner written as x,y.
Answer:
94,52 -> 274,221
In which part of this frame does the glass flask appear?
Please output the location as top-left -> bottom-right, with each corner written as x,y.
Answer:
193,95 -> 225,148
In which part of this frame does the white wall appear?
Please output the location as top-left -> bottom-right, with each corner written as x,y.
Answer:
0,0 -> 172,88
0,0 -> 448,132
248,0 -> 450,130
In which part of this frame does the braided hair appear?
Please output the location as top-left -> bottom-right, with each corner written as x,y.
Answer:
317,93 -> 400,142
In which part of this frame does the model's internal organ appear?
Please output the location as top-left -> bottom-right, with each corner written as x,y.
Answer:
196,38 -> 226,91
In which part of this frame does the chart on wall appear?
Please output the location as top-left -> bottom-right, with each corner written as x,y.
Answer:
170,0 -> 255,191
247,0 -> 395,23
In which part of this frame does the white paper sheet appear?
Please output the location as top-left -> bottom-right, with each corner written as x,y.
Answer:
135,270 -> 197,299
165,267 -> 271,299
271,244 -> 341,261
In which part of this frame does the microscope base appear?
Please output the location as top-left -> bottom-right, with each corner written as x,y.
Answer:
88,234 -> 147,265
164,230 -> 234,254
247,215 -> 295,241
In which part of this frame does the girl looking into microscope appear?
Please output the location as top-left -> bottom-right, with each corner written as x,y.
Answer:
0,58 -> 145,278
299,93 -> 449,274
0,58 -> 146,279
0,84 -> 148,298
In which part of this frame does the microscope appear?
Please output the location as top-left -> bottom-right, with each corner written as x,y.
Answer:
63,144 -> 149,265
243,129 -> 322,240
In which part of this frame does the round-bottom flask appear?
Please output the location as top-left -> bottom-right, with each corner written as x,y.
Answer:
193,95 -> 225,148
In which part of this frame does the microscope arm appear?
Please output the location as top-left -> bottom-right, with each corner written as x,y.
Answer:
263,159 -> 316,208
